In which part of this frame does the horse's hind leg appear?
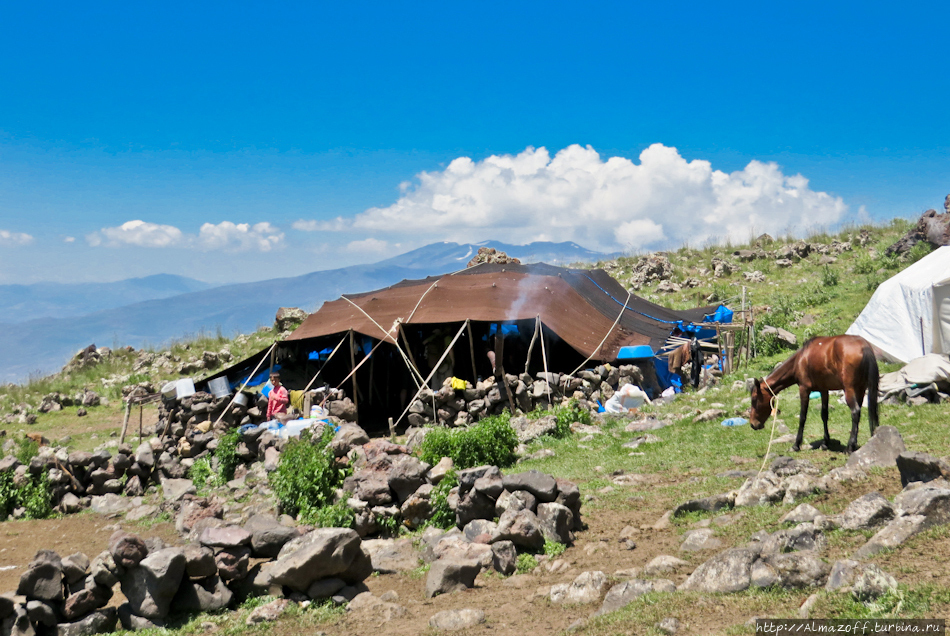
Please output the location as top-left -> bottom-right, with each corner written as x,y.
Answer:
820,391 -> 831,451
794,386 -> 810,452
844,388 -> 862,454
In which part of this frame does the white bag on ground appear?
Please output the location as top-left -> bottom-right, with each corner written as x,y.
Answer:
604,383 -> 651,413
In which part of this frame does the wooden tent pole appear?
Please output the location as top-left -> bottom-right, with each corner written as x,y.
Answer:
466,319 -> 478,382
398,324 -> 422,382
494,328 -> 518,414
393,321 -> 468,428
348,330 -> 359,424
138,404 -> 143,444
538,317 -> 552,406
119,399 -> 132,444
524,317 -> 540,374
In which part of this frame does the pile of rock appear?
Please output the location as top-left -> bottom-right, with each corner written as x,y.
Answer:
155,387 -> 357,442
0,389 -> 103,424
886,199 -> 950,256
341,435 -> 581,540
4,519 -> 373,634
406,363 -> 659,427
467,247 -> 521,268
418,467 -> 581,597
627,254 -> 674,290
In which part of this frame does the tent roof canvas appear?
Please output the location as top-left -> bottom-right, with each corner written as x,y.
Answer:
286,262 -> 720,361
846,246 -> 950,363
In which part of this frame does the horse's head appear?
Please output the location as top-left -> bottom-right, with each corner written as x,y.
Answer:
749,378 -> 772,430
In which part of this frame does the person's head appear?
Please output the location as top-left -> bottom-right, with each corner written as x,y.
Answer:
270,372 -> 281,387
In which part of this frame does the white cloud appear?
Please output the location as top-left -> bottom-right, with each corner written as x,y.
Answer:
87,220 -> 284,252
345,238 -> 392,255
198,221 -> 284,252
0,230 -> 34,246
87,220 -> 183,248
64,236 -> 76,243
293,217 -> 351,232
351,144 -> 848,252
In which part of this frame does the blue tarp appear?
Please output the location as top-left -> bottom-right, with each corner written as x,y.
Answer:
653,357 -> 683,393
229,363 -> 281,391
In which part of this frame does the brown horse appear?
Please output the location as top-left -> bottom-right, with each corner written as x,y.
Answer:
749,335 -> 879,453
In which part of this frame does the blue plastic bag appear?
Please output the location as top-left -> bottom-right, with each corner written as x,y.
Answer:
721,417 -> 748,427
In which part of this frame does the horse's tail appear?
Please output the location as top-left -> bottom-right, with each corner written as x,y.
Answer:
862,344 -> 880,432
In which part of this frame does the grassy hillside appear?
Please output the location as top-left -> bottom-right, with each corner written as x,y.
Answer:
0,218 -> 932,447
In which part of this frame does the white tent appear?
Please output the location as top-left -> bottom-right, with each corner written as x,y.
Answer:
847,246 -> 950,363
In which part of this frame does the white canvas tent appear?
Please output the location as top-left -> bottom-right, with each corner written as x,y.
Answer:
847,246 -> 950,363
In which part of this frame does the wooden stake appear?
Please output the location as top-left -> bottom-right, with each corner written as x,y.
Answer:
119,399 -> 132,444
138,404 -> 143,444
349,330 -> 359,424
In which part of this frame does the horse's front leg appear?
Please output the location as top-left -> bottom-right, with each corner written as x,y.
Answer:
794,386 -> 810,452
820,391 -> 831,451
844,388 -> 862,453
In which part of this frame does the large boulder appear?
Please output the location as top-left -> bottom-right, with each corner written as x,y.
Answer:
244,515 -> 298,558
268,529 -> 370,592
120,548 -> 186,619
594,579 -> 675,616
17,551 -> 64,602
493,508 -> 544,550
502,470 -> 558,502
679,547 -> 760,593
845,426 -> 905,469
896,451 -> 950,487
425,558 -> 481,598
549,571 -> 609,604
839,493 -> 895,530
172,575 -> 233,612
361,538 -> 420,574
537,503 -> 574,545
274,307 -> 308,331
387,456 -> 430,504
55,607 -> 117,636
735,472 -> 784,507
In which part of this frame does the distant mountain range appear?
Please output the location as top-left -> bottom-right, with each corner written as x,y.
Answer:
0,241 -> 613,383
0,274 -> 213,323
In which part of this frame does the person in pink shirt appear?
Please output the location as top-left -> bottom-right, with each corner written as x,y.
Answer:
266,372 -> 289,421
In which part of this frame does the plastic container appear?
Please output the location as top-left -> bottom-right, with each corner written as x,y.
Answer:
721,417 -> 748,427
310,405 -> 328,419
233,392 -> 249,407
161,381 -> 178,399
604,383 -> 651,413
208,377 -> 230,399
175,378 -> 196,399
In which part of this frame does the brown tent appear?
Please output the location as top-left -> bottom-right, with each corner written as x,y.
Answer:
201,263 -> 723,427
287,262 -> 718,359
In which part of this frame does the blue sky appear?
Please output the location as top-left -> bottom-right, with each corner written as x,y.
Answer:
0,1 -> 948,284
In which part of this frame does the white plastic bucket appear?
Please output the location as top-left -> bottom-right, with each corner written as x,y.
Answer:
233,392 -> 249,407
208,377 -> 230,399
161,381 -> 178,399
175,378 -> 196,399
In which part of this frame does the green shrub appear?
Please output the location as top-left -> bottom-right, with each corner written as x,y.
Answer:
0,471 -> 52,521
417,414 -> 518,469
852,254 -> 877,275
820,266 -> 839,287
516,553 -> 538,574
313,501 -> 355,529
425,470 -> 458,530
188,457 -> 214,492
553,399 -> 589,435
543,540 -> 566,557
906,241 -> 934,264
14,438 -> 39,465
270,426 -> 351,524
214,427 -> 242,483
